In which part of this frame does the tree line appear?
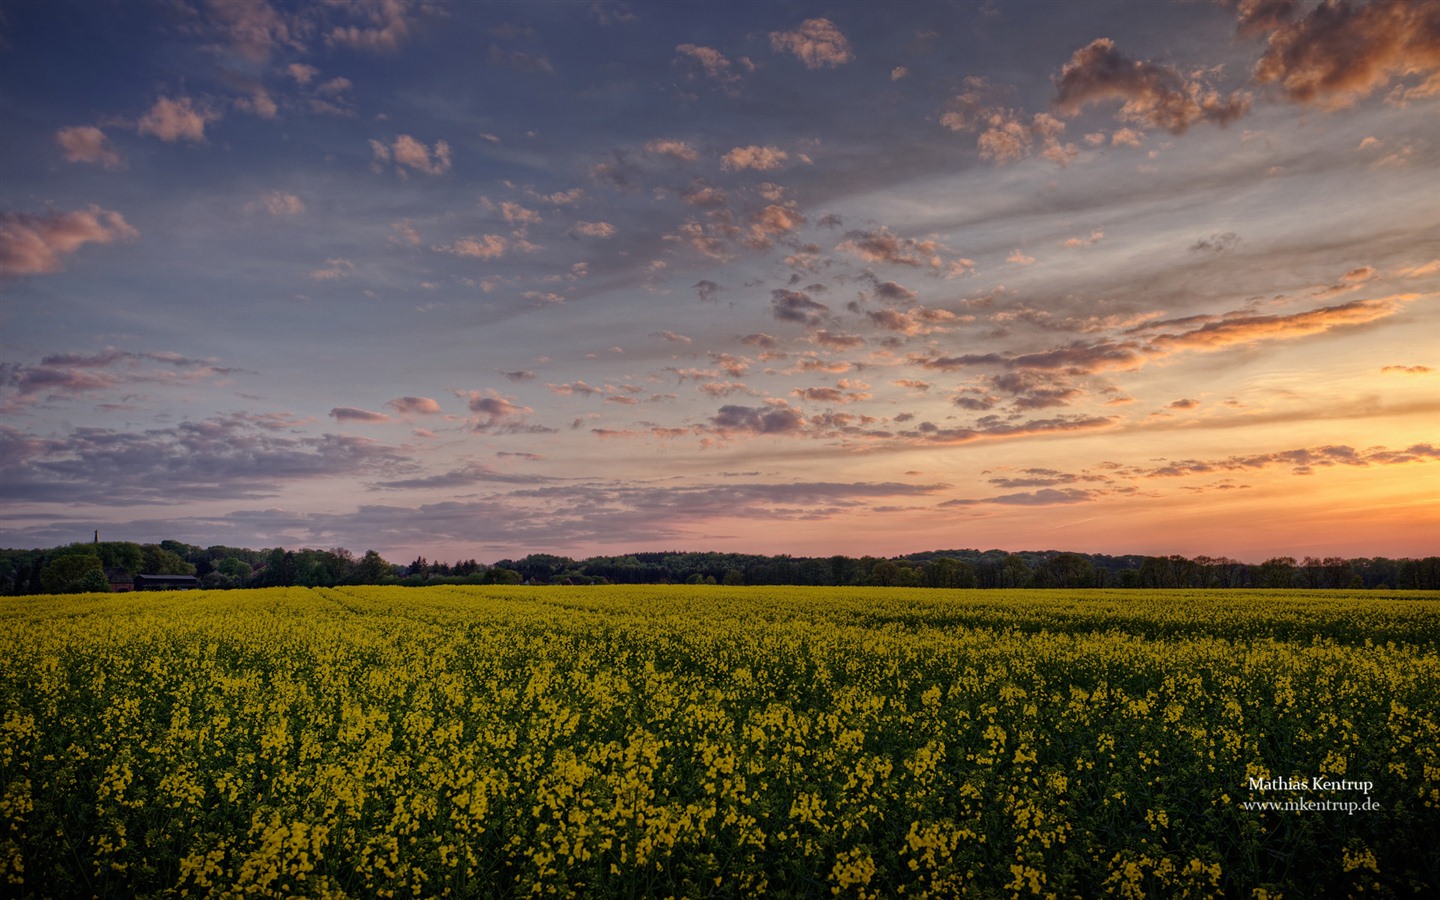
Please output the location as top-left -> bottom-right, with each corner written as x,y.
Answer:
2,540 -> 1437,595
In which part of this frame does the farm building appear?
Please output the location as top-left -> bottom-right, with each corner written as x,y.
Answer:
133,574 -> 200,590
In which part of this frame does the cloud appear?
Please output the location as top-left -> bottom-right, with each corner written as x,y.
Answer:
327,0 -> 419,52
1190,231 -> 1241,252
721,145 -> 789,172
574,221 -> 616,238
710,402 -> 807,435
1054,38 -> 1251,133
836,226 -> 966,272
138,96 -> 218,143
653,330 -> 692,344
371,134 -> 452,175
985,371 -> 1085,409
921,296 -> 1412,380
460,389 -> 551,433
902,415 -> 1118,446
987,467 -> 1083,489
55,126 -> 123,168
694,279 -> 721,302
981,111 -> 1076,166
943,487 -> 1097,507
1250,0 -> 1440,108
942,79 -> 1078,165
331,406 -> 391,423
1,348 -> 234,409
1062,230 -> 1105,248
1007,248 -> 1036,265
309,258 -> 354,280
369,461 -> 555,490
546,380 -> 601,397
1396,259 -> 1440,278
0,416 -> 410,505
752,204 -> 805,236
644,139 -> 699,161
920,342 -> 1146,374
1145,297 -> 1409,353
865,306 -> 956,335
253,190 -> 305,216
771,289 -> 829,326
793,385 -> 869,404
435,235 -> 507,258
199,0 -> 304,61
873,280 -> 917,301
675,44 -> 748,95
386,396 -> 443,415
0,206 -> 138,276
1381,365 -> 1432,375
1135,443 -> 1440,479
769,18 -> 853,69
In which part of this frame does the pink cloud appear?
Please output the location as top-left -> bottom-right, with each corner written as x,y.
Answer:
769,18 -> 853,69
55,126 -> 124,168
674,44 -> 748,95
435,235 -> 507,258
0,206 -> 138,276
138,96 -> 218,143
721,145 -> 789,172
645,139 -> 699,161
327,0 -> 418,52
371,135 -> 452,175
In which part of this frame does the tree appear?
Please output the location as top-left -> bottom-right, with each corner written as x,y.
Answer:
869,560 -> 900,586
357,550 -> 394,584
217,557 -> 251,580
1257,557 -> 1297,589
1036,552 -> 1094,588
76,568 -> 111,593
1000,554 -> 1032,588
141,544 -> 196,576
484,567 -> 522,585
40,554 -> 104,594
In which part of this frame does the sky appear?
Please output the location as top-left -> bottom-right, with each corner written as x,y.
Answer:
1,0 -> 1437,564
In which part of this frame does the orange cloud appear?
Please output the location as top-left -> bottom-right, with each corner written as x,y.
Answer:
1054,38 -> 1251,133
1147,297 -> 1409,352
1251,0 -> 1440,108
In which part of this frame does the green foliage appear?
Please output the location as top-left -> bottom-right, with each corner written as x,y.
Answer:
39,553 -> 104,593
141,544 -> 196,576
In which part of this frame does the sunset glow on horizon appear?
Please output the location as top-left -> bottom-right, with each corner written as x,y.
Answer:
2,0 -> 1437,563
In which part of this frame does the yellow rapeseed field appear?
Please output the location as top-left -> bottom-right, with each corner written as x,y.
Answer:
2,586 -> 1437,898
